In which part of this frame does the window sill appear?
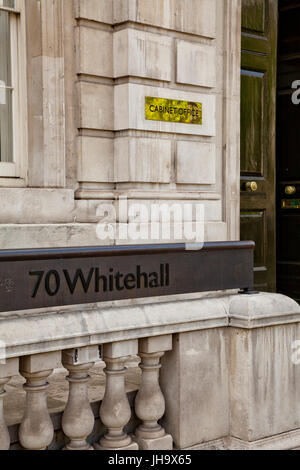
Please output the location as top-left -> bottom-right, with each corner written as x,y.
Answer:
0,176 -> 25,187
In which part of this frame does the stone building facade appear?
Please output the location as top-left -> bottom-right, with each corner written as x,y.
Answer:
1,0 -> 300,452
0,0 -> 240,246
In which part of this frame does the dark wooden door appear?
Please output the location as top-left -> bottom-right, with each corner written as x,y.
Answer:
277,0 -> 300,302
240,0 -> 278,292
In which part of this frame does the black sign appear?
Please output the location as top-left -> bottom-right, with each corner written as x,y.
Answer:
0,241 -> 254,313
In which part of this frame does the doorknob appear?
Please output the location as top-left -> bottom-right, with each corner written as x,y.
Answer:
245,181 -> 258,192
285,185 -> 296,195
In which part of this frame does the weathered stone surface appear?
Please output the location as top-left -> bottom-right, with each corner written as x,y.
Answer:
113,0 -> 216,38
62,346 -> 100,366
229,293 -> 300,443
103,340 -> 138,359
176,141 -> 216,184
114,29 -> 172,81
114,137 -> 171,183
0,219 -> 228,249
0,189 -> 75,224
78,27 -> 113,77
78,82 -> 114,130
0,295 -> 230,359
0,358 -> 19,379
75,0 -> 113,24
94,440 -> 139,451
117,199 -> 220,224
133,433 -> 173,450
77,137 -> 114,183
161,328 -> 229,449
20,352 -> 61,374
177,40 -> 216,88
26,0 -> 66,188
184,431 -> 300,450
75,200 -> 115,224
0,224 -> 113,249
230,324 -> 300,441
139,335 -> 172,354
229,292 -> 300,328
205,222 -> 227,242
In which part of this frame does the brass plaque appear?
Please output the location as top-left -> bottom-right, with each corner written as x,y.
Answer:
145,97 -> 202,125
281,199 -> 300,209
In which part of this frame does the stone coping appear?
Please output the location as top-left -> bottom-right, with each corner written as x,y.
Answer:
0,292 -> 299,359
229,292 -> 300,328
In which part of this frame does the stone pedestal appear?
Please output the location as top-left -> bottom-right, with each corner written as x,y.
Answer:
133,433 -> 173,451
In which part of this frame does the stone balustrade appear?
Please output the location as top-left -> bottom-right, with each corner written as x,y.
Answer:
0,338 -> 174,450
1,291 -> 300,450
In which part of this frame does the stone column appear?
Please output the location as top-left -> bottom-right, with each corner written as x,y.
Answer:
134,335 -> 173,450
0,358 -> 19,450
94,340 -> 139,450
62,346 -> 100,450
19,351 -> 61,450
25,0 -> 66,188
228,293 -> 300,450
160,328 -> 230,449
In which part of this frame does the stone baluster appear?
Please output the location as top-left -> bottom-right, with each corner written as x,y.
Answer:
62,346 -> 100,450
19,351 -> 61,450
134,335 -> 173,450
0,358 -> 19,450
94,340 -> 139,450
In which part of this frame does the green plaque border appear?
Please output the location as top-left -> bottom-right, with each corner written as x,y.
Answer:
281,199 -> 300,209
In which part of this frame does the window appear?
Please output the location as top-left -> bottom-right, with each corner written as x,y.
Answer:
0,0 -> 26,180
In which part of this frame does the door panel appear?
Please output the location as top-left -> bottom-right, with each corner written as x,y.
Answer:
242,0 -> 266,33
240,0 -> 278,292
241,210 -> 266,265
241,71 -> 264,175
277,0 -> 300,302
